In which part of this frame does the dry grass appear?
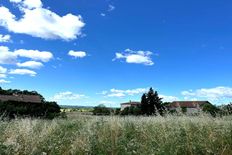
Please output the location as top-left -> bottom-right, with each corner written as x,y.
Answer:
0,113 -> 232,155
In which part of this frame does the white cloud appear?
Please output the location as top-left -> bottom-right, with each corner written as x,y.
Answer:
68,50 -> 87,58
0,34 -> 11,42
22,0 -> 42,9
0,46 -> 53,64
0,79 -> 10,83
102,88 -> 148,98
0,0 -> 85,40
113,49 -> 154,66
160,95 -> 179,102
0,66 -> 7,78
0,46 -> 17,64
0,66 -> 7,74
51,91 -> 86,101
0,46 -> 52,77
0,74 -> 7,78
9,0 -> 22,3
181,86 -> 232,101
17,61 -> 43,69
9,68 -> 37,76
15,49 -> 53,62
100,13 -> 106,17
108,5 -> 115,12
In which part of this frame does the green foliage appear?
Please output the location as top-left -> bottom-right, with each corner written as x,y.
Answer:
181,107 -> 187,113
201,103 -> 220,117
114,108 -> 121,115
221,103 -> 232,115
0,87 -> 60,119
93,104 -> 111,115
0,100 -> 61,119
120,106 -> 141,116
141,87 -> 165,116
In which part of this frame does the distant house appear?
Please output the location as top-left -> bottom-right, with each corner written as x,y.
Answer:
166,101 -> 211,114
0,94 -> 42,103
120,101 -> 141,111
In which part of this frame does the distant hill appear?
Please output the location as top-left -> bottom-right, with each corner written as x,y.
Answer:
60,105 -> 94,109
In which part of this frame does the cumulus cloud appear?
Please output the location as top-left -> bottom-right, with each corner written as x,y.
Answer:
0,74 -> 7,78
14,49 -> 53,62
0,46 -> 52,77
113,49 -> 154,66
101,88 -> 148,98
68,50 -> 87,58
159,95 -> 179,102
0,34 -> 11,42
51,91 -> 87,100
0,79 -> 10,83
17,61 -> 43,69
9,68 -> 37,76
0,46 -> 17,64
0,46 -> 53,64
0,66 -> 7,74
0,0 -> 85,40
181,86 -> 232,101
0,66 -> 7,79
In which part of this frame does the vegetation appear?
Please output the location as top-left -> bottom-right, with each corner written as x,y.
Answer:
0,88 -> 60,119
0,114 -> 232,155
92,104 -> 112,115
120,87 -> 165,116
0,101 -> 60,119
201,103 -> 220,117
0,87 -> 45,102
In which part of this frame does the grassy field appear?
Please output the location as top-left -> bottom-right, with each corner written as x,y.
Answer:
0,113 -> 232,155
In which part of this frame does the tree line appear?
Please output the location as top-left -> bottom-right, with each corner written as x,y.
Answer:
0,87 -> 60,119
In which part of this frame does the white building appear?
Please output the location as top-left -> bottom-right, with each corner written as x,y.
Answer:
120,101 -> 141,111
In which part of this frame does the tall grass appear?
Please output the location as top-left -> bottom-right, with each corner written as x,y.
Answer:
0,113 -> 232,155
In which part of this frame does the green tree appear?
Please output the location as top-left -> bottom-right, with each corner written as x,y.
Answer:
201,103 -> 220,117
141,93 -> 148,115
141,88 -> 165,116
92,104 -> 111,115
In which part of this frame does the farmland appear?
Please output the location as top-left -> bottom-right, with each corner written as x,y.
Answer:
0,112 -> 232,155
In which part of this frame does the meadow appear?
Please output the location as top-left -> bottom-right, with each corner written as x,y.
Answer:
0,112 -> 232,155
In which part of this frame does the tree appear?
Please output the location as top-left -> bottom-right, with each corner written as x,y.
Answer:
92,104 -> 111,115
141,93 -> 148,115
201,103 -> 220,117
141,87 -> 165,116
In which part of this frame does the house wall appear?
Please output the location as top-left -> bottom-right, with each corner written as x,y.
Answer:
168,107 -> 200,114
121,104 -> 130,111
186,108 -> 200,114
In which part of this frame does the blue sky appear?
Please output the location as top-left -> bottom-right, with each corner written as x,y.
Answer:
0,0 -> 232,107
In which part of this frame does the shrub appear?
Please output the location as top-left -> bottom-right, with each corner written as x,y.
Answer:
120,106 -> 141,116
93,105 -> 111,115
0,100 -> 60,119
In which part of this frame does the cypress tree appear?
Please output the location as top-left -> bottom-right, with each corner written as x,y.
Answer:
141,93 -> 148,115
144,87 -> 164,116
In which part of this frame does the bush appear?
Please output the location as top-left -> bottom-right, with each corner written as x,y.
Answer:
120,106 -> 141,116
201,103 -> 220,117
0,100 -> 61,119
92,105 -> 111,115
